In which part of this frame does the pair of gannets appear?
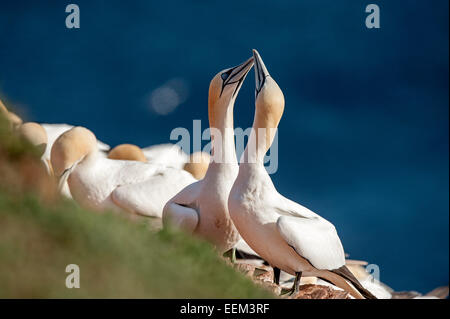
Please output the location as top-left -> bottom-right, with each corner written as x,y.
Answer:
163,50 -> 376,298
224,50 -> 377,299
107,143 -> 210,180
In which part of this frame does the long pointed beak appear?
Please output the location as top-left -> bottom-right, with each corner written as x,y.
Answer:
222,56 -> 254,97
253,49 -> 270,97
57,162 -> 79,193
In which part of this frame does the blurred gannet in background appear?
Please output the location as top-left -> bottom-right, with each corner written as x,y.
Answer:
228,50 -> 376,299
108,144 -> 147,162
17,122 -> 53,175
42,123 -> 111,198
163,56 -> 254,253
0,98 -> 22,129
183,151 -> 210,180
142,143 -> 188,169
113,143 -> 210,180
1,100 -> 52,174
50,126 -> 195,217
41,123 -> 110,162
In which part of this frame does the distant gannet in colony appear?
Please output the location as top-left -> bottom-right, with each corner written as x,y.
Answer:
17,122 -> 53,174
183,151 -> 210,180
228,50 -> 376,299
0,98 -> 22,129
41,123 -> 110,163
51,126 -> 196,217
162,56 -> 254,253
111,144 -> 210,180
108,144 -> 147,162
41,123 -> 111,198
142,143 -> 188,169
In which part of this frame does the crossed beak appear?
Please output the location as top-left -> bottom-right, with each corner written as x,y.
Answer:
221,56 -> 254,97
253,49 -> 270,97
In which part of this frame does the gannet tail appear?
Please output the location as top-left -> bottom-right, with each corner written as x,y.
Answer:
316,266 -> 377,299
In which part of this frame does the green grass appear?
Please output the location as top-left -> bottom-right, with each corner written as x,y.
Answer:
0,114 -> 273,298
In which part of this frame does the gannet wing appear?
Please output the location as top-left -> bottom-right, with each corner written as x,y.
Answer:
273,194 -> 321,219
276,214 -> 346,270
161,181 -> 202,233
142,143 -> 188,169
162,202 -> 199,233
111,169 -> 195,218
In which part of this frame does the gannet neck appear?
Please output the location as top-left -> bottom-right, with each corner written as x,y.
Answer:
241,50 -> 284,166
205,57 -> 254,174
209,101 -> 238,167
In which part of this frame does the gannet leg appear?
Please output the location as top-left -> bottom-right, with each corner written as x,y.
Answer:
281,271 -> 302,296
273,267 -> 280,285
162,202 -> 198,233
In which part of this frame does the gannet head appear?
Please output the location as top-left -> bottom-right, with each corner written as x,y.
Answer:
0,99 -> 8,114
51,126 -> 97,189
253,49 -> 285,129
18,122 -> 48,156
7,111 -> 23,128
208,56 -> 254,124
0,99 -> 23,129
183,151 -> 210,180
108,144 -> 147,162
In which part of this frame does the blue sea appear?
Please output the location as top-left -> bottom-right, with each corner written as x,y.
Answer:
0,0 -> 448,293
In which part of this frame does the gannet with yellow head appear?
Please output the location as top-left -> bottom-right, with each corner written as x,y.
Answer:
228,50 -> 377,299
183,151 -> 210,180
108,144 -> 147,162
0,98 -> 22,129
51,126 -> 195,217
162,56 -> 254,253
1,99 -> 52,174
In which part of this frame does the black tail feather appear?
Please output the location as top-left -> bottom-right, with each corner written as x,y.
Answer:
331,265 -> 378,299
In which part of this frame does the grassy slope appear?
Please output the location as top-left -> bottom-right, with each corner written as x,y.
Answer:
0,115 -> 273,298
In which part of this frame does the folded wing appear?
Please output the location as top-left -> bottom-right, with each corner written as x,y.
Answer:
276,214 -> 345,270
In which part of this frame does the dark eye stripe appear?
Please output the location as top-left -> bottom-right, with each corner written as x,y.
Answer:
221,69 -> 233,81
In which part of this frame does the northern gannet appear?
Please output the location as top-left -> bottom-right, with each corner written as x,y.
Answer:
162,56 -> 254,253
228,50 -> 376,299
17,122 -> 53,175
142,143 -> 188,169
0,98 -> 22,129
41,123 -> 110,162
183,151 -> 210,180
42,123 -> 110,198
108,144 -> 147,162
51,126 -> 196,217
0,100 -> 52,173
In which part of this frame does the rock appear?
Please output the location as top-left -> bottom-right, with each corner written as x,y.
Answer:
255,280 -> 282,295
234,262 -> 256,277
425,286 -> 449,299
391,291 -> 422,299
289,284 -> 351,299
